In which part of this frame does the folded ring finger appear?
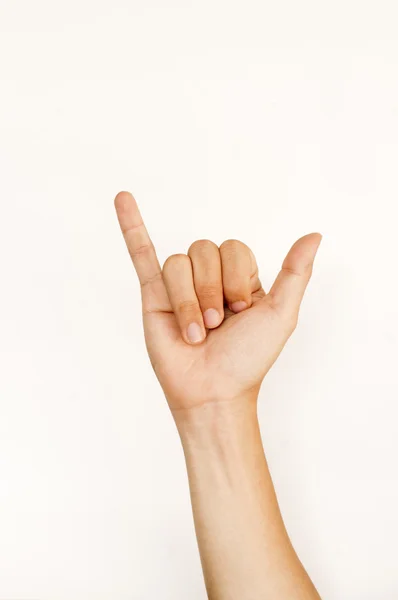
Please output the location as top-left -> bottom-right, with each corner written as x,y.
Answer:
162,254 -> 206,345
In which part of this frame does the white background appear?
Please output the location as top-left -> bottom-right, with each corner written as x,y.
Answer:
0,1 -> 397,598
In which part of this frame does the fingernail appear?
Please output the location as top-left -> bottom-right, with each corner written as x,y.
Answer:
203,308 -> 221,328
187,322 -> 204,344
230,301 -> 248,313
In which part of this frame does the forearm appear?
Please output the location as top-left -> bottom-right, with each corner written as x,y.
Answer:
173,395 -> 321,600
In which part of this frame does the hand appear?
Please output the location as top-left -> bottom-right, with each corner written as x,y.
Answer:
114,191 -> 321,413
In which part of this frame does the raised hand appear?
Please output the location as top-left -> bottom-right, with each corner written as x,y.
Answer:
114,191 -> 321,413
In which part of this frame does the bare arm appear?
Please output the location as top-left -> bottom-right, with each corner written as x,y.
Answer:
175,400 -> 320,599
114,190 -> 322,599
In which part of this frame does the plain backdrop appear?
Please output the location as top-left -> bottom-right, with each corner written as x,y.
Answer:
1,1 -> 397,598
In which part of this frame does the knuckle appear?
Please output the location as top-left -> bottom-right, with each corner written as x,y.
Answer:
195,284 -> 220,301
129,242 -> 153,258
162,253 -> 189,272
188,239 -> 217,256
219,238 -> 243,254
223,271 -> 247,295
178,299 -> 200,315
269,299 -> 299,333
281,265 -> 301,277
140,271 -> 163,288
223,279 -> 242,296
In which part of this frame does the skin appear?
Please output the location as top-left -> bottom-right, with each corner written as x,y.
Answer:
114,190 -> 322,600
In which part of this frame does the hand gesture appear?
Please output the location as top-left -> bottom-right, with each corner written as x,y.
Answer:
114,191 -> 321,413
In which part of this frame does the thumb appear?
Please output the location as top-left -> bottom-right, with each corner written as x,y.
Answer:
268,233 -> 322,321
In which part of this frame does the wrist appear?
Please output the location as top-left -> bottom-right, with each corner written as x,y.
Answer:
172,393 -> 269,502
171,393 -> 260,449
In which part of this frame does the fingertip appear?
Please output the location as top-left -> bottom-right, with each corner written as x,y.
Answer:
310,232 -> 323,246
296,232 -> 322,246
114,190 -> 134,212
203,308 -> 223,328
185,322 -> 207,345
287,232 -> 323,267
229,300 -> 248,313
308,232 -> 323,259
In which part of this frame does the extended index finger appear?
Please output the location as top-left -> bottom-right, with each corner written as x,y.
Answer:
114,191 -> 162,287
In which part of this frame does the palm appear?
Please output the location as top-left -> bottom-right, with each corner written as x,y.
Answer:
143,288 -> 289,410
